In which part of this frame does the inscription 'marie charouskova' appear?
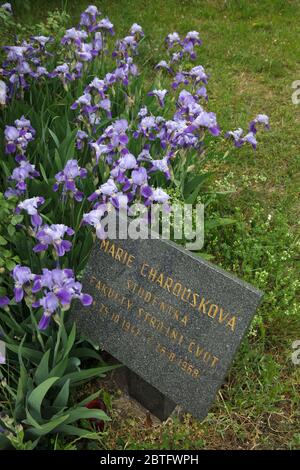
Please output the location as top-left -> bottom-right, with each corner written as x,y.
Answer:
99,238 -> 237,332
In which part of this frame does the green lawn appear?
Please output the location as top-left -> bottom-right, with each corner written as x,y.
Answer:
6,0 -> 300,449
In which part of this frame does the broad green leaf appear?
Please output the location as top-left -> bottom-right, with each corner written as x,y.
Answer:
27,377 -> 59,418
73,347 -> 103,361
62,323 -> 76,360
6,343 -> 43,364
34,350 -> 50,385
52,379 -> 70,410
55,424 -> 102,439
25,411 -> 69,437
49,356 -> 68,378
57,365 -> 117,387
64,407 -> 110,424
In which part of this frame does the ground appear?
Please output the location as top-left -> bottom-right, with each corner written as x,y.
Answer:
6,0 -> 300,450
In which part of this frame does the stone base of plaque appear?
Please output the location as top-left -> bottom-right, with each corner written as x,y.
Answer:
126,369 -> 176,421
101,352 -> 177,421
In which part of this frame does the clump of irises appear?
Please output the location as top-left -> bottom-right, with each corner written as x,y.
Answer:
0,5 -> 270,332
11,265 -> 92,330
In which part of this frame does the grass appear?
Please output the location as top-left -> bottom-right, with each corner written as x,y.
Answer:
5,0 -> 300,450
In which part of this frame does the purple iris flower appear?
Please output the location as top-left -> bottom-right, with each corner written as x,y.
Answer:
137,148 -> 152,162
170,51 -> 183,63
93,31 -> 103,52
31,36 -> 52,48
33,224 -> 74,257
155,60 -> 172,73
104,72 -> 117,87
16,196 -> 44,227
98,119 -> 129,152
53,159 -> 87,201
76,130 -> 89,150
4,116 -> 35,159
166,32 -> 181,48
141,187 -> 170,207
90,142 -> 109,164
158,119 -> 198,150
149,157 -> 171,179
134,116 -> 159,140
100,179 -> 118,196
225,128 -> 257,149
137,106 -> 148,119
132,167 -> 148,186
192,111 -> 220,136
243,132 -> 257,149
61,28 -> 88,46
1,3 -> 12,13
4,125 -> 19,154
111,192 -> 129,210
50,63 -> 74,85
79,5 -> 101,30
30,267 -> 93,330
113,30 -> 143,63
76,42 -> 94,62
99,98 -> 112,118
12,265 -> 33,302
3,45 -> 28,61
118,153 -> 137,170
5,160 -> 39,197
71,92 -> 102,124
114,57 -> 138,85
31,66 -> 49,79
15,115 -> 35,133
38,292 -> 59,330
177,89 -> 197,108
98,18 -> 115,35
196,86 -> 208,101
85,77 -> 107,98
225,128 -> 244,147
182,31 -> 202,59
82,205 -> 108,239
130,23 -> 144,38
172,72 -> 189,89
151,188 -> 170,203
148,89 -> 168,108
249,114 -> 270,133
71,92 -> 92,110
189,65 -> 208,84
88,178 -> 118,203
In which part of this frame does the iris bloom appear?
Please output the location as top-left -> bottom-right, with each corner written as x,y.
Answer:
148,89 -> 168,108
53,159 -> 87,201
16,196 -> 45,227
82,206 -> 108,239
12,265 -> 34,302
33,224 -> 74,257
30,267 -> 93,330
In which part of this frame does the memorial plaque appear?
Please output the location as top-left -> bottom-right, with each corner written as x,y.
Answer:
72,237 -> 263,420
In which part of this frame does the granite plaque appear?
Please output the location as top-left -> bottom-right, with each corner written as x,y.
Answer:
72,237 -> 263,420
